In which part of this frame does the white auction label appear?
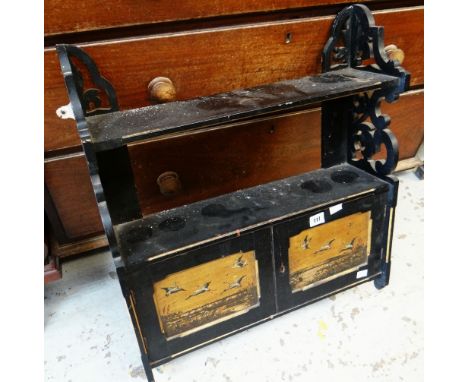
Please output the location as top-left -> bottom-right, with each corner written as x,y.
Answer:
309,212 -> 325,227
356,269 -> 368,279
329,203 -> 343,215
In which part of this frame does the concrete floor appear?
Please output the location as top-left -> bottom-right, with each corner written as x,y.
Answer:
44,170 -> 423,382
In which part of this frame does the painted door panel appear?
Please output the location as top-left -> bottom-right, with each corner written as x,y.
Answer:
274,192 -> 388,312
153,250 -> 261,340
288,211 -> 371,292
125,229 -> 275,364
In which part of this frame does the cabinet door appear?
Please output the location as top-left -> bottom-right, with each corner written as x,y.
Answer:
124,229 -> 275,365
273,193 -> 387,312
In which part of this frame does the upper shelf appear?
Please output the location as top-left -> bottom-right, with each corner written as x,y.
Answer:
85,68 -> 399,151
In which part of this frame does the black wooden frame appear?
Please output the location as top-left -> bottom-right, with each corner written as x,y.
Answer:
55,4 -> 409,381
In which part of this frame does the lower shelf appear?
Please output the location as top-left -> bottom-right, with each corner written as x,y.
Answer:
115,163 -> 388,267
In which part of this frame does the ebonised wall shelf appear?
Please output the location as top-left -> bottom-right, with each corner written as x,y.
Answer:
56,4 -> 409,381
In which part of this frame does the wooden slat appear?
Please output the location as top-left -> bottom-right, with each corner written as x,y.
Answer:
44,89 -> 423,241
44,7 -> 423,153
45,0 -> 376,36
50,234 -> 108,258
44,154 -> 103,239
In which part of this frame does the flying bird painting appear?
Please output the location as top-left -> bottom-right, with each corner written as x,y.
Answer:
186,282 -> 212,300
340,237 -> 357,252
314,239 -> 335,254
161,283 -> 185,297
301,235 -> 311,250
233,255 -> 247,268
223,275 -> 246,293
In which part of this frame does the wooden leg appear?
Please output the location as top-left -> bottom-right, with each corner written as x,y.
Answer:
141,354 -> 155,382
415,164 -> 424,180
44,252 -> 61,284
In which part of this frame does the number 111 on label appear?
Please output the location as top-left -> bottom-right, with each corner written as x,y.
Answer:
309,212 -> 325,228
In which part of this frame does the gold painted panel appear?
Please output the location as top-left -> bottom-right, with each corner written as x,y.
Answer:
289,211 -> 371,292
153,251 -> 260,340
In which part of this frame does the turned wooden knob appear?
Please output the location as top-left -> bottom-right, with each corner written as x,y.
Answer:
148,77 -> 176,103
384,44 -> 405,64
157,171 -> 182,196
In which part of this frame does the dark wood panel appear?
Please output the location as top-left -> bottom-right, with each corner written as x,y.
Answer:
44,155 -> 103,239
129,110 -> 322,216
382,89 -> 424,160
44,90 -> 423,240
45,0 -> 372,36
44,7 -> 423,153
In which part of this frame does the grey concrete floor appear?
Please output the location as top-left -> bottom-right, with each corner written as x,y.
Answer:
44,170 -> 423,382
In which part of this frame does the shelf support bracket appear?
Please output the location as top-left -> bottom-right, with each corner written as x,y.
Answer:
56,44 -> 119,139
322,4 -> 410,176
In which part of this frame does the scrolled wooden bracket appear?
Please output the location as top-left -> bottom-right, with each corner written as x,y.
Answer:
56,44 -> 119,125
321,4 -> 411,176
321,4 -> 410,96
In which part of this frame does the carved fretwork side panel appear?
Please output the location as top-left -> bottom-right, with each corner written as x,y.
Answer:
56,44 -> 122,258
322,4 -> 410,176
350,89 -> 400,175
56,44 -> 118,136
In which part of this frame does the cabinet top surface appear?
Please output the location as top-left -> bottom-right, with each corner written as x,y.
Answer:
116,164 -> 389,267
